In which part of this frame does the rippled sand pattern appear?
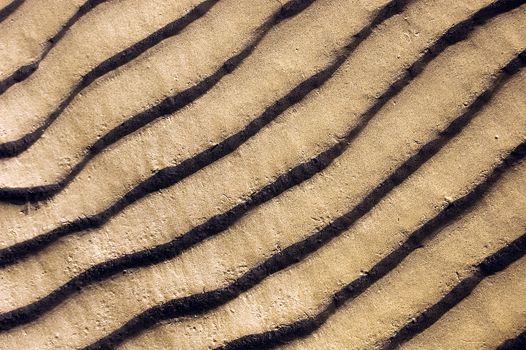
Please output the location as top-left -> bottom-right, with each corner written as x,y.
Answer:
0,0 -> 525,349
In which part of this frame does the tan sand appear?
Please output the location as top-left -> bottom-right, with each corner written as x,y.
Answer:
0,0 -> 525,349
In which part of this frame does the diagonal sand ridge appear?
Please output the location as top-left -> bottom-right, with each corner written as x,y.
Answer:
0,0 -> 525,349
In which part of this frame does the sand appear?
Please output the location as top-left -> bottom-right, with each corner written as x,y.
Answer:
0,0 -> 525,349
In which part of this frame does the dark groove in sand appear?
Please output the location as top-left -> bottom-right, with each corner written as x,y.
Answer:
0,0 -> 316,204
497,330 -> 526,350
1,0 -> 521,204
0,0 -> 410,262
215,142 -> 526,350
2,44 -> 523,342
0,0 -> 111,95
0,0 -> 219,157
0,0 -> 314,160
381,233 -> 526,349
0,4 -> 523,333
0,0 -> 25,24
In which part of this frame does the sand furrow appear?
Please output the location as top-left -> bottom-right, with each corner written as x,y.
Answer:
0,0 -> 282,162
118,82 -> 526,349
497,330 -> 526,350
0,0 -> 85,79
380,235 -> 526,349
1,0 -> 510,258
0,0 -> 515,306
0,0 -> 24,24
399,255 -> 526,350
0,0 -> 393,201
0,0 -> 215,155
2,1 -> 525,349
1,5 -> 526,348
0,0 -> 114,96
97,153 -> 526,350
0,0 -> 400,248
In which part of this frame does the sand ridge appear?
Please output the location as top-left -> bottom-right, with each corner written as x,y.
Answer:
0,0 -> 525,349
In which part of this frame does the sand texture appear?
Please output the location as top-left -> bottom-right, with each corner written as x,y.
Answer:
0,0 -> 525,349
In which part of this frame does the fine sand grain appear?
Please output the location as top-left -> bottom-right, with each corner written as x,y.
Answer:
0,0 -> 525,349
